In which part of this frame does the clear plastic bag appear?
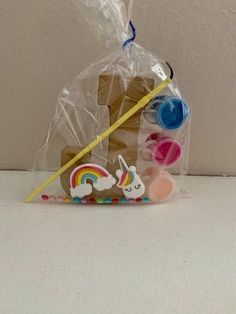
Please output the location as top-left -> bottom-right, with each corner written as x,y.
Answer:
26,0 -> 191,205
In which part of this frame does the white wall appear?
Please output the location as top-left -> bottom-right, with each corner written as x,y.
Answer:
1,0 -> 236,175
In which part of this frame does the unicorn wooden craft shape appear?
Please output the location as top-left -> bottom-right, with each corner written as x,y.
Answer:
116,155 -> 145,199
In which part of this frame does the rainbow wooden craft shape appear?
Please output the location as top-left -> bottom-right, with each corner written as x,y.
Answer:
70,164 -> 116,198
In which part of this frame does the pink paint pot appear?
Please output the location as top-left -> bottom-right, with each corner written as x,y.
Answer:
141,166 -> 176,203
144,133 -> 182,168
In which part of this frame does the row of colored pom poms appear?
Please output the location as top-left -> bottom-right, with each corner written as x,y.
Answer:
41,195 -> 151,204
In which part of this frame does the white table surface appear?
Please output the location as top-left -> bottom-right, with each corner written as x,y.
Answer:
0,171 -> 236,314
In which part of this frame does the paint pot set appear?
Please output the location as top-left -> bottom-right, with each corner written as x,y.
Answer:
26,2 -> 191,205
138,96 -> 190,202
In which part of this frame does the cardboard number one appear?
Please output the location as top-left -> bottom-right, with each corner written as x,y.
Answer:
61,75 -> 155,197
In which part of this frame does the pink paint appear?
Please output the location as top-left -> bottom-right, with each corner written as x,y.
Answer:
145,133 -> 182,167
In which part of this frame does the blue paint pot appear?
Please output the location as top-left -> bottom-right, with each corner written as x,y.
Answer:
144,96 -> 190,130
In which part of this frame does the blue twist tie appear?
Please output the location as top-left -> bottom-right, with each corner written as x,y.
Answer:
122,21 -> 136,48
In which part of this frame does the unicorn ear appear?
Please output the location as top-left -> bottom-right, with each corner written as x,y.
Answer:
129,166 -> 137,172
116,169 -> 123,178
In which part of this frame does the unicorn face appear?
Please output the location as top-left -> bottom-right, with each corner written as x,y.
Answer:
116,166 -> 145,199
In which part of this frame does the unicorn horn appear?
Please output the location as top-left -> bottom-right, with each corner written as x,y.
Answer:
118,155 -> 129,172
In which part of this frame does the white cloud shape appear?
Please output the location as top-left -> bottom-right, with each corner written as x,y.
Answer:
93,174 -> 116,191
70,184 -> 93,198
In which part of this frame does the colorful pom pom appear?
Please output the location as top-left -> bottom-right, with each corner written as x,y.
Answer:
41,194 -> 49,201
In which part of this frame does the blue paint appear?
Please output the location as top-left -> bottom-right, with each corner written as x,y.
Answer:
155,97 -> 189,130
